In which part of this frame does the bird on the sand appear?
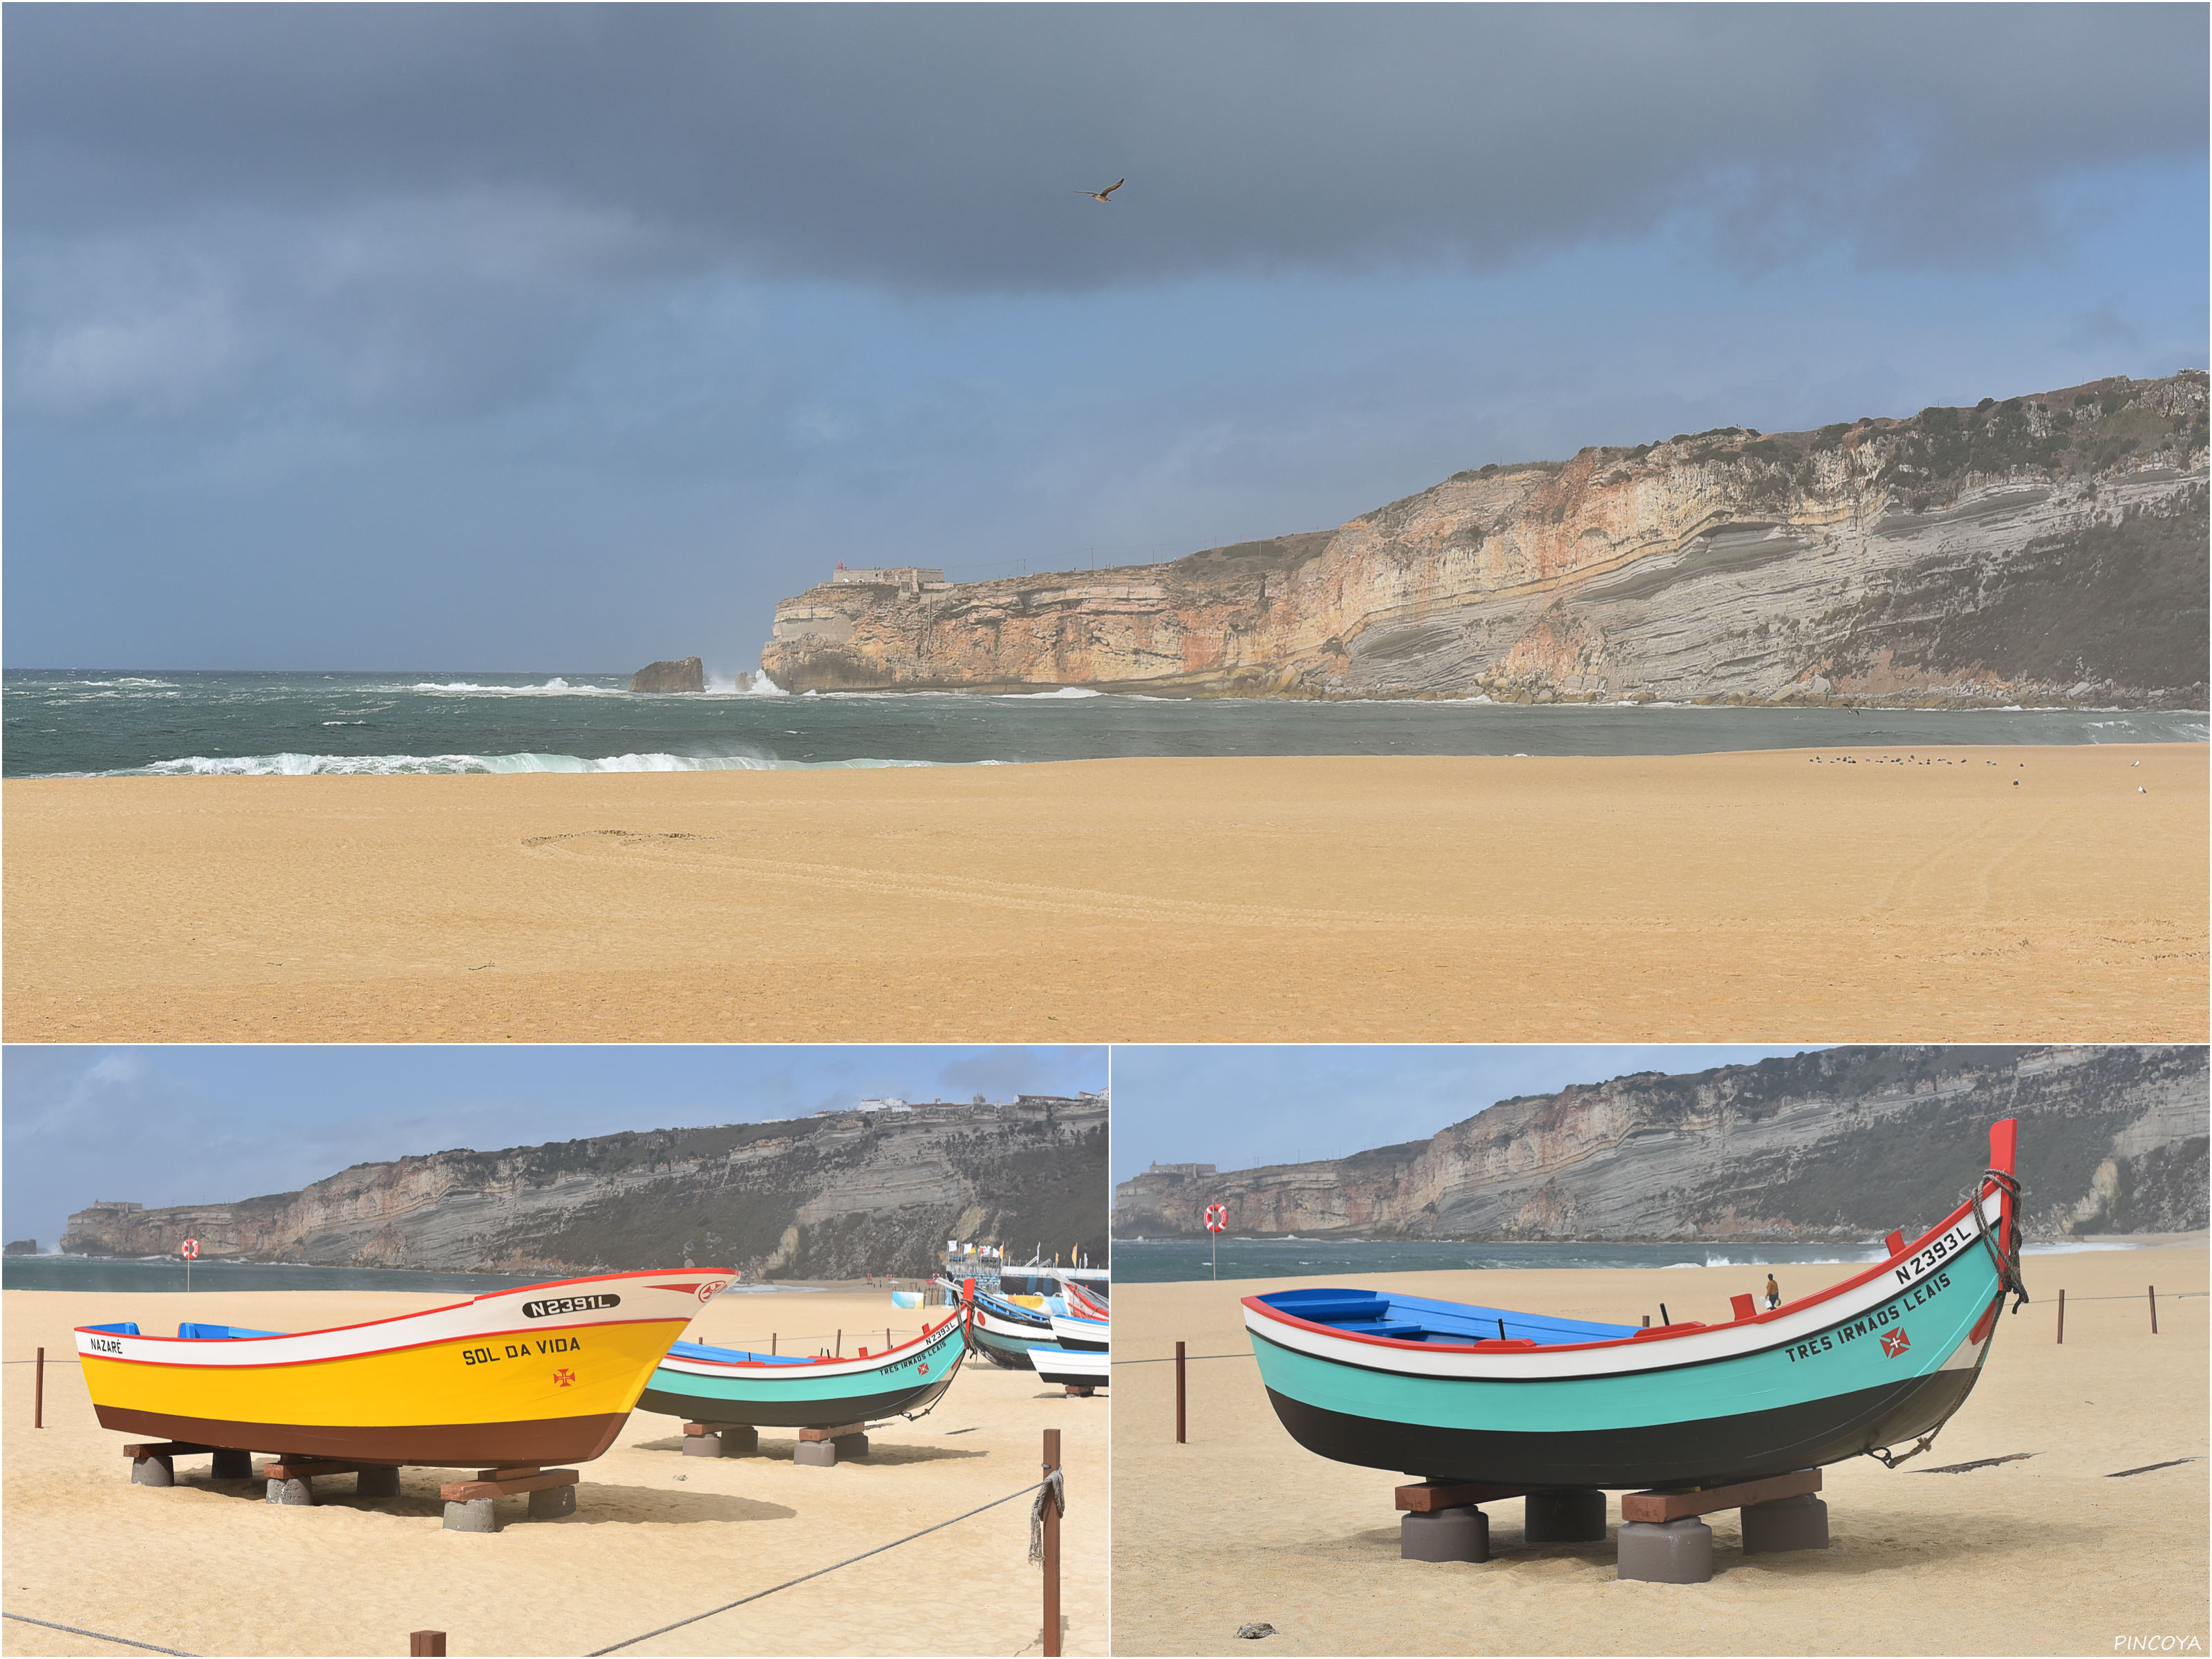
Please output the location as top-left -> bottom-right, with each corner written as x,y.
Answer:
1078,178 -> 1125,203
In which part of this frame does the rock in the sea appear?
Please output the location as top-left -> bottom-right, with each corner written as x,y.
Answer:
630,657 -> 705,693
3,1239 -> 35,1256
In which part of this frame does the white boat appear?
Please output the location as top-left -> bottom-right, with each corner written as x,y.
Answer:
1029,1343 -> 1107,1391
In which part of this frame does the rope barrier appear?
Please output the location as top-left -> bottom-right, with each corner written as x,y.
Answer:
585,1477 -> 1050,1656
1114,1352 -> 1252,1365
3,1612 -> 196,1656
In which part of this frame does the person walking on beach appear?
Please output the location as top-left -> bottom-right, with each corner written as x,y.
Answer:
1764,1273 -> 1781,1311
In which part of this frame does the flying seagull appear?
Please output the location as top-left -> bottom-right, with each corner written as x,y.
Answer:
1078,178 -> 1125,203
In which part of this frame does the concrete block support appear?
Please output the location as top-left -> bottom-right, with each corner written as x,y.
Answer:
834,1433 -> 870,1460
265,1476 -> 315,1507
442,1498 -> 502,1533
681,1433 -> 727,1457
1617,1517 -> 1713,1583
1741,1492 -> 1830,1554
793,1440 -> 838,1467
527,1483 -> 577,1521
1400,1505 -> 1490,1563
131,1454 -> 174,1488
1524,1488 -> 1607,1544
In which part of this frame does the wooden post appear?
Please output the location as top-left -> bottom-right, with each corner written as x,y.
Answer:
771,1333 -> 776,1356
1042,1428 -> 1062,1659
887,1327 -> 892,1352
409,1632 -> 446,1656
836,1329 -> 841,1357
1174,1341 -> 1186,1444
2056,1288 -> 2065,1344
34,1347 -> 44,1429
2148,1285 -> 2158,1335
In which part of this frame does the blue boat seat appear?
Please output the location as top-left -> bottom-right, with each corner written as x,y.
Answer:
178,1324 -> 282,1340
669,1339 -> 813,1367
83,1322 -> 140,1336
1257,1288 -> 1641,1347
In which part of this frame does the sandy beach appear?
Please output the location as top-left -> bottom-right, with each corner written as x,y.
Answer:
1,1284 -> 1104,1658
1107,1244 -> 2209,1656
6,744 -> 2204,1044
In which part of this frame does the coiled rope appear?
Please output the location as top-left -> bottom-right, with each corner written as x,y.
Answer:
1028,1467 -> 1067,1565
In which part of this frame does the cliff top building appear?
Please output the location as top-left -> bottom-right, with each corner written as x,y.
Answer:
829,565 -> 946,592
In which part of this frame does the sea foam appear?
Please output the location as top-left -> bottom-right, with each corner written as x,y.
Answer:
131,751 -> 941,777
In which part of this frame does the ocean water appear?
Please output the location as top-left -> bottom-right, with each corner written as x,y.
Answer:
0,1255 -> 553,1297
0,1255 -> 829,1296
4,670 -> 2202,778
1112,1234 -> 2146,1284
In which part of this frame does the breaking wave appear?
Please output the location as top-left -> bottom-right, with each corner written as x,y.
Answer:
409,677 -> 625,697
126,751 -> 942,777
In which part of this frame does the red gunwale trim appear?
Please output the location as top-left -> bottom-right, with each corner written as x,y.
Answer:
663,1317 -> 963,1371
70,1267 -> 722,1350
77,1313 -> 695,1371
1244,1177 -> 1998,1358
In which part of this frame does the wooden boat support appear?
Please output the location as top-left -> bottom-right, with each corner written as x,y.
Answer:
121,1443 -> 581,1530
1394,1467 -> 1827,1581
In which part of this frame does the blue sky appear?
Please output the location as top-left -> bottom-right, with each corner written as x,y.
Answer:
1,1044 -> 1105,1254
6,5 -> 2205,673
1109,1044 -> 1817,1185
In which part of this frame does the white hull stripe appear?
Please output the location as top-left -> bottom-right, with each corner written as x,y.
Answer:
1245,1194 -> 2003,1383
657,1321 -> 962,1382
76,1271 -> 729,1370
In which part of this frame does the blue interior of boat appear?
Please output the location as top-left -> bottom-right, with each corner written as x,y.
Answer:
668,1339 -> 817,1366
84,1322 -> 140,1335
1258,1288 -> 1640,1346
177,1324 -> 282,1340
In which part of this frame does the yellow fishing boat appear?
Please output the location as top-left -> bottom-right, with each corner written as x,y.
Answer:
75,1269 -> 731,1465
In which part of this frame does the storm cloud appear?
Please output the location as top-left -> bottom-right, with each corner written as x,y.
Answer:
4,5 -> 2204,670
12,4 -> 2204,288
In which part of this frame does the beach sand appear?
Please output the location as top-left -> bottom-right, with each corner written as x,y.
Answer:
5,745 -> 2204,1043
1107,1244 -> 2209,1656
1,1285 -> 1104,1657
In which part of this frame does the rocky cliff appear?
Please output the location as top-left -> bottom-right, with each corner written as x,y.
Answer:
63,1098 -> 1107,1279
765,373 -> 2208,705
630,657 -> 705,692
1114,1047 -> 2207,1244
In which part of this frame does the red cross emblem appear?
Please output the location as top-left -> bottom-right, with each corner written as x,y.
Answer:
1880,1329 -> 1910,1358
918,1362 -> 929,1375
552,1367 -> 577,1387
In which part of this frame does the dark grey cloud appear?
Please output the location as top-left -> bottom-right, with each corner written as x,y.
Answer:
9,3 -> 2205,292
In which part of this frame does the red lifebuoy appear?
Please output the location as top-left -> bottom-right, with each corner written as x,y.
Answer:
1203,1205 -> 1229,1233
180,1239 -> 200,1259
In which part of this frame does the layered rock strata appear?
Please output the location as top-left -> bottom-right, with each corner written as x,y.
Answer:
1113,1047 -> 2208,1243
765,374 -> 2208,705
64,1098 -> 1107,1280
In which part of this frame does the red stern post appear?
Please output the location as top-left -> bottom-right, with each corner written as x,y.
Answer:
1988,1118 -> 2020,1256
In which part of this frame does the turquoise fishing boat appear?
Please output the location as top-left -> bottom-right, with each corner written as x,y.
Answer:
1244,1120 -> 2027,1489
637,1307 -> 967,1428
960,1282 -> 1057,1368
